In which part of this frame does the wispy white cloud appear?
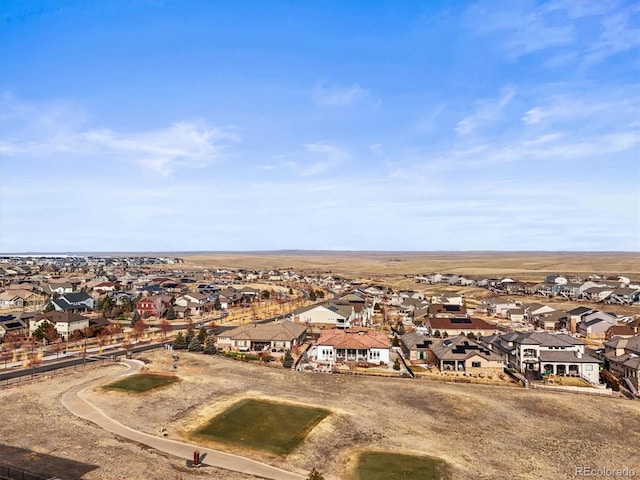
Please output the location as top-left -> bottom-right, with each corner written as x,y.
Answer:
0,94 -> 237,175
455,87 -> 515,135
467,1 -> 640,66
280,141 -> 350,176
313,82 -> 370,107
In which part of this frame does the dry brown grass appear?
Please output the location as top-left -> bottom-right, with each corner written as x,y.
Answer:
2,351 -> 638,480
181,252 -> 640,281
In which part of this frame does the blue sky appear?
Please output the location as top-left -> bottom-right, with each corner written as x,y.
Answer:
1,0 -> 639,252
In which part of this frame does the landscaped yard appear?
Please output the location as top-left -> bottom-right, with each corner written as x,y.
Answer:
103,374 -> 178,392
353,451 -> 447,480
193,399 -> 330,455
543,376 -> 592,387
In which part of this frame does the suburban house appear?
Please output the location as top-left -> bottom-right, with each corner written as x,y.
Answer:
607,287 -> 640,305
603,336 -> 640,395
477,298 -> 520,317
524,303 -> 555,320
481,332 -> 600,384
175,292 -> 213,317
314,328 -> 390,365
399,331 -> 434,362
0,313 -> 29,337
44,282 -> 75,295
136,295 -> 173,318
30,311 -> 90,340
51,292 -> 95,312
533,310 -> 568,331
216,321 -> 307,352
427,303 -> 467,318
0,291 -> 24,309
430,335 -> 505,375
425,317 -> 499,338
506,308 -> 525,322
577,311 -> 619,339
291,303 -> 355,329
567,306 -> 594,333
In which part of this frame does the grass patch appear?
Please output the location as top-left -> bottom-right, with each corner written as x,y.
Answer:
353,451 -> 447,480
103,374 -> 178,393
194,399 -> 330,455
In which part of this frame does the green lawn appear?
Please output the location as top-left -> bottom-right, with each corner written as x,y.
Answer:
103,374 -> 178,392
194,399 -> 330,455
353,451 -> 447,480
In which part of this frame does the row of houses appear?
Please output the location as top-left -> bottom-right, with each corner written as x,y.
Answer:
416,272 -> 640,305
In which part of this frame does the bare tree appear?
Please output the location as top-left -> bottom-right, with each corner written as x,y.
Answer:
152,296 -> 166,319
159,319 -> 171,342
133,318 -> 146,343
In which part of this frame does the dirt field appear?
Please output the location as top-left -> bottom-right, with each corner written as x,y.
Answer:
2,351 -> 639,480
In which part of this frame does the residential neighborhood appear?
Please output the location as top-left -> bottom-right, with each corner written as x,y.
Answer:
1,254 -> 638,399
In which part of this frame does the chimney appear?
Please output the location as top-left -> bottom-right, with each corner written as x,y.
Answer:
576,351 -> 582,358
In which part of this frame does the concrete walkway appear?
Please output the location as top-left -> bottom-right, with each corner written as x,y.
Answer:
61,360 -> 304,480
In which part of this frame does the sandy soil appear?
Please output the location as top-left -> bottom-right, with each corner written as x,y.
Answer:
3,351 -> 638,480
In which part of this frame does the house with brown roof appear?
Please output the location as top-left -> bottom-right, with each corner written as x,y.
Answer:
426,317 -> 499,338
216,321 -> 307,352
30,311 -> 90,340
427,303 -> 467,318
314,328 -> 390,365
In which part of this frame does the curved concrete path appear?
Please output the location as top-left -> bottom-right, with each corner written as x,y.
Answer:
61,360 -> 304,480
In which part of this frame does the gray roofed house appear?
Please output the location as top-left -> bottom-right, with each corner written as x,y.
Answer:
429,335 -> 504,374
52,292 -> 95,312
400,332 -> 434,361
480,331 -> 598,382
604,336 -> 640,394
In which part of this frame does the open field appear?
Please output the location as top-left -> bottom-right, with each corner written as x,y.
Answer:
2,350 -> 639,479
181,251 -> 640,282
193,399 -> 330,455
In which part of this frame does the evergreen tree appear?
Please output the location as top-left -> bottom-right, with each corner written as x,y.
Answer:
203,336 -> 217,355
185,329 -> 195,345
282,350 -> 294,369
173,332 -> 187,350
393,358 -> 401,370
188,338 -> 203,352
392,335 -> 400,347
166,306 -> 177,320
214,297 -> 222,310
197,327 -> 207,343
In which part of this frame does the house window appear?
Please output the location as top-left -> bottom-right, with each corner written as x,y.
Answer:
585,365 -> 593,371
472,361 -> 481,368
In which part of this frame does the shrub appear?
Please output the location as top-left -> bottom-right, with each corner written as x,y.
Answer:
393,358 -> 401,370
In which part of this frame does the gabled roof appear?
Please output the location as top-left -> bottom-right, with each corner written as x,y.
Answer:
510,332 -> 584,347
221,321 -> 306,342
316,328 -> 390,350
35,311 -> 88,325
427,317 -> 495,331
430,335 -> 503,362
400,332 -> 434,350
538,351 -> 600,363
